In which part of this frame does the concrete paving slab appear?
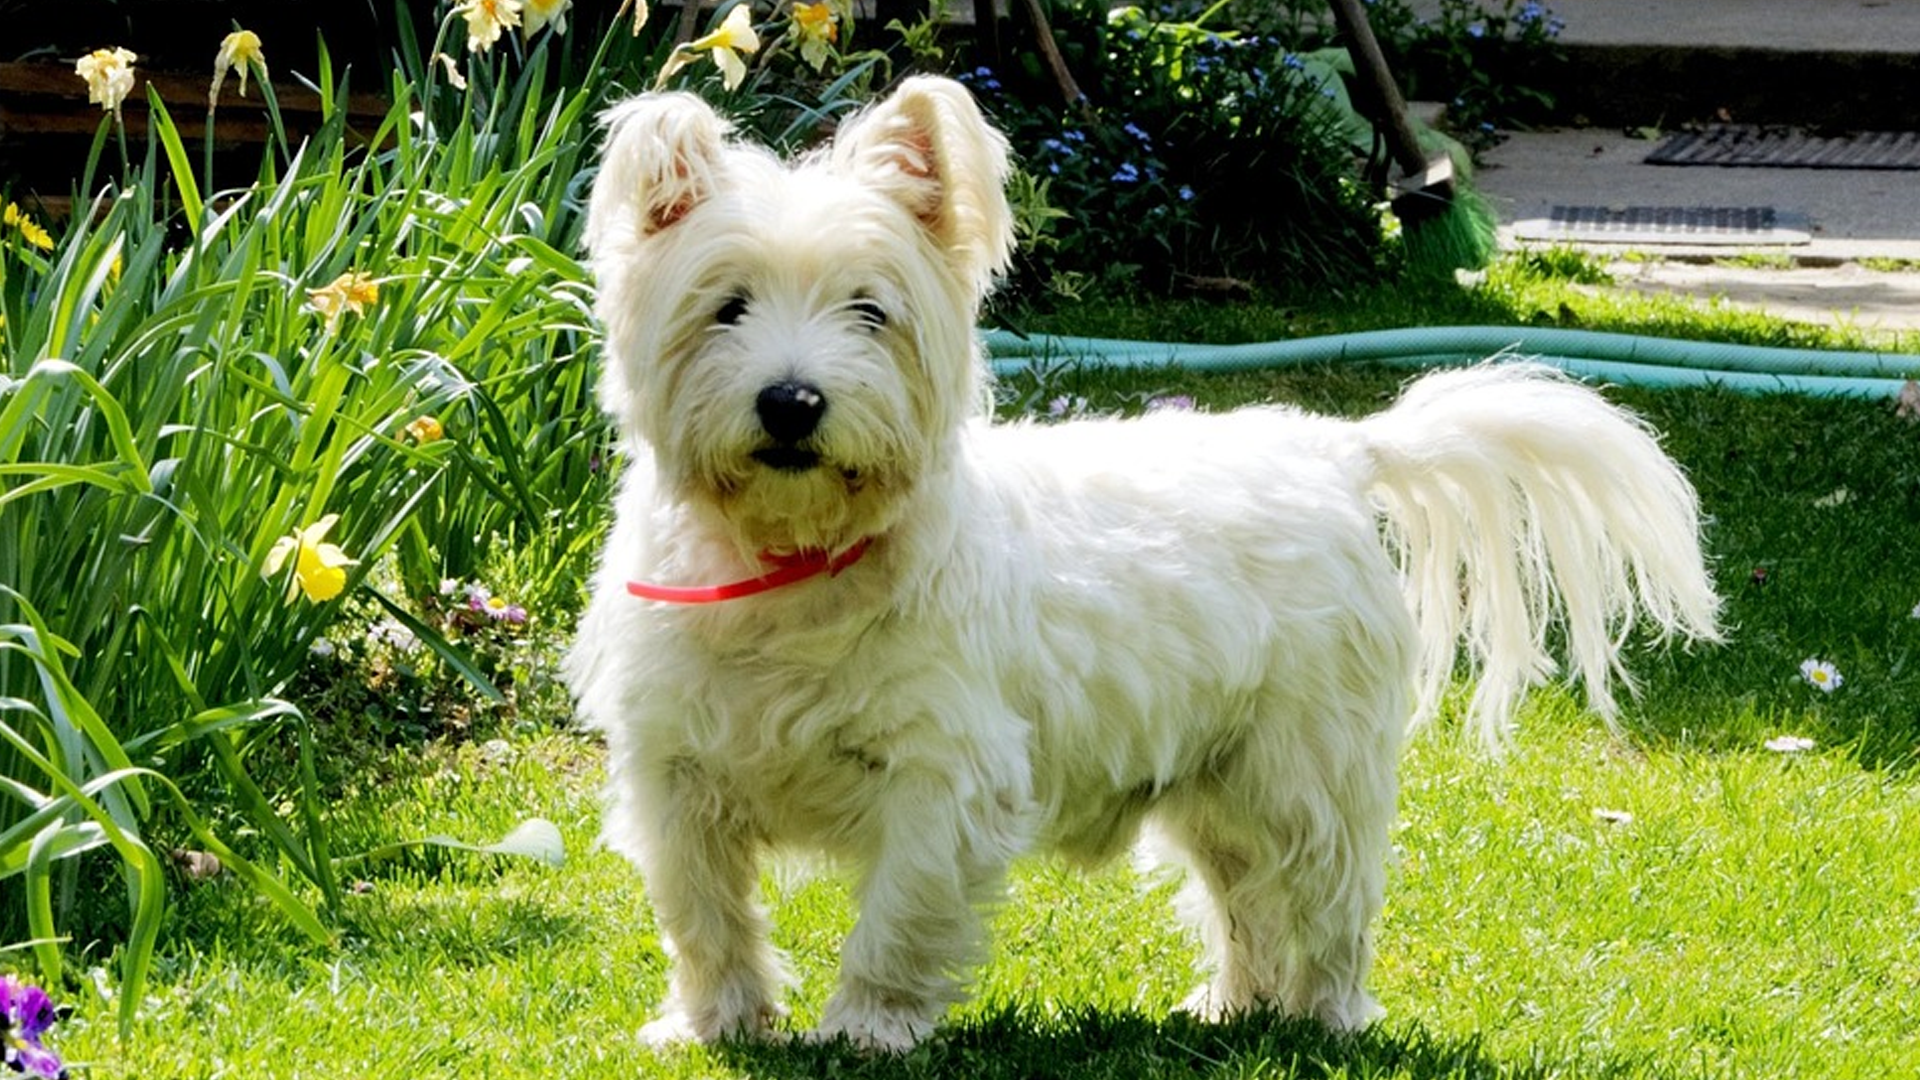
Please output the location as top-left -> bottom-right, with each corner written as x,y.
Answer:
1472,127 -> 1920,334
1476,129 -> 1920,263
1548,0 -> 1920,52
1602,260 -> 1920,332
1406,1 -> 1920,332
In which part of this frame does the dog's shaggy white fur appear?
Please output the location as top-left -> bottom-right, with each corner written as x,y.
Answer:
566,77 -> 1721,1052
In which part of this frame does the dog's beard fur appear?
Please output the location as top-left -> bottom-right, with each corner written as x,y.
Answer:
567,77 -> 1723,1053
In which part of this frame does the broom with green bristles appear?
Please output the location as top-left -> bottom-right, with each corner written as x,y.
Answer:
1327,0 -> 1499,279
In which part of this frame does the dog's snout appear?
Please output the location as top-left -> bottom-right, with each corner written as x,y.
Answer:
756,381 -> 827,444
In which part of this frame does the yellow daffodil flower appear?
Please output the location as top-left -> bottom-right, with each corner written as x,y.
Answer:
404,415 -> 445,444
75,46 -> 138,119
657,3 -> 759,90
210,29 -> 266,108
791,1 -> 838,70
263,515 -> 357,604
521,0 -> 572,37
307,271 -> 380,329
459,0 -> 524,53
3,202 -> 53,251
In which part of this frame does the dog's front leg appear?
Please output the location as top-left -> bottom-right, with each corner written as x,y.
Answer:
814,764 -> 1023,1052
631,759 -> 789,1047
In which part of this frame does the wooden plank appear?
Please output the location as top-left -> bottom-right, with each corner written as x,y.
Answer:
0,60 -> 389,133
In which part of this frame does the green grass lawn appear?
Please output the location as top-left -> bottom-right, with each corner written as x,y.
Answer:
39,262 -> 1920,1077
54,713 -> 1920,1077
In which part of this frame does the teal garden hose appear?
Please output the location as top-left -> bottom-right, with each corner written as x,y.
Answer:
984,326 -> 1920,399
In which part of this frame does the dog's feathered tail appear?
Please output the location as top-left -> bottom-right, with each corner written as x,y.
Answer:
1357,362 -> 1721,743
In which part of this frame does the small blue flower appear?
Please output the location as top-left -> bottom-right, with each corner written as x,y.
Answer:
1517,1 -> 1544,23
1467,21 -> 1486,38
966,66 -> 1003,91
1064,129 -> 1087,143
1282,52 -> 1306,71
1177,184 -> 1194,201
1111,162 -> 1141,184
1122,121 -> 1152,145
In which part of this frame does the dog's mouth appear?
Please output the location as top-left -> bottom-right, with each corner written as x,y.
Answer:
751,445 -> 823,473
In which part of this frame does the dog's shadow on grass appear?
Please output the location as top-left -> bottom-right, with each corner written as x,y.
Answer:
716,1008 -> 1613,1079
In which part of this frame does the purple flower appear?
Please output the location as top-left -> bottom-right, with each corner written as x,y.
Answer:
1146,395 -> 1196,412
1,976 -> 68,1080
468,585 -> 528,624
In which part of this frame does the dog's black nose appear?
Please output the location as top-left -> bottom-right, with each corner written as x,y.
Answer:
756,381 -> 827,444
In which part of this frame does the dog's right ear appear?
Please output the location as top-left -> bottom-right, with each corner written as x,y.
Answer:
585,93 -> 732,254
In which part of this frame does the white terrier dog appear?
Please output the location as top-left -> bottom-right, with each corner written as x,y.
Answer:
567,76 -> 1720,1052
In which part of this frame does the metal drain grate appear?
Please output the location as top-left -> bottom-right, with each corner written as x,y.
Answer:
1511,206 -> 1812,246
1647,125 -> 1920,169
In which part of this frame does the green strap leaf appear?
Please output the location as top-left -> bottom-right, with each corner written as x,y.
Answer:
335,816 -> 566,871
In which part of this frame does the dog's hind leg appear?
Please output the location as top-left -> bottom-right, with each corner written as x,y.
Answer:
1152,715 -> 1399,1031
626,759 -> 790,1046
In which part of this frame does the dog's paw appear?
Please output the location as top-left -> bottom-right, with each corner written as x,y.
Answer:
638,997 -> 786,1048
1176,982 -> 1384,1033
810,996 -> 938,1053
1312,990 -> 1385,1033
1176,982 -> 1234,1023
638,1011 -> 706,1049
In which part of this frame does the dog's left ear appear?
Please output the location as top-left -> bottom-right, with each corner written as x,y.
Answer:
832,77 -> 1014,298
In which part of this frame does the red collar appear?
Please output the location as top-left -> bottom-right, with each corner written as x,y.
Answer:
626,537 -> 873,604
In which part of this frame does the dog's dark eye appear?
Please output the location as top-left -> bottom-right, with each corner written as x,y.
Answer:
716,294 -> 750,327
850,298 -> 888,330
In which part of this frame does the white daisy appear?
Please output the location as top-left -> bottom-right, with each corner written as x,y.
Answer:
1798,658 -> 1842,693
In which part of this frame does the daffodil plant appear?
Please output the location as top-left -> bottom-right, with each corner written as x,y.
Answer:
7,13 -> 613,1029
209,29 -> 266,106
264,515 -> 359,604
656,3 -> 761,90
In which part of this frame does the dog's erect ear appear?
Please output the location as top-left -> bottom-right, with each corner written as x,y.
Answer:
586,92 -> 732,254
832,77 -> 1014,297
